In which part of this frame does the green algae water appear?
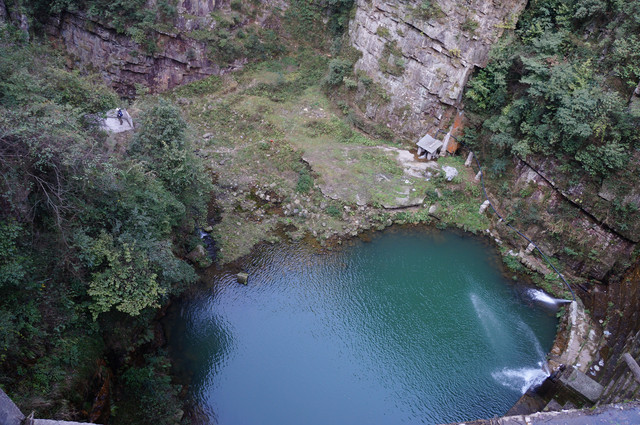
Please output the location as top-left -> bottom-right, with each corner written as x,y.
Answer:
166,228 -> 558,424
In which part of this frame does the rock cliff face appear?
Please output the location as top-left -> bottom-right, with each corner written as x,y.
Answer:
492,157 -> 635,285
348,0 -> 527,138
44,0 -> 286,96
0,0 -> 29,35
590,262 -> 640,404
45,11 -> 219,97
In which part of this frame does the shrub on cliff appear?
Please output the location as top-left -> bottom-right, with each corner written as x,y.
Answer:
325,58 -> 353,86
131,98 -> 213,214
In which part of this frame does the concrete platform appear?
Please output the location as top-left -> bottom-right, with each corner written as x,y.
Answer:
0,388 -> 24,425
559,367 -> 604,403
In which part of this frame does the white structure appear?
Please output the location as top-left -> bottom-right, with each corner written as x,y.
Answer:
416,134 -> 443,160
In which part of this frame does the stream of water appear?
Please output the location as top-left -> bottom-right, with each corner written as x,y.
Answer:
165,227 -> 558,425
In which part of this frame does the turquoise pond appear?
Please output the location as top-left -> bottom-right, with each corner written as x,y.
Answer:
165,227 -> 559,425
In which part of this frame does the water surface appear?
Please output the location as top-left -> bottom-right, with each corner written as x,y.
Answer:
166,228 -> 558,425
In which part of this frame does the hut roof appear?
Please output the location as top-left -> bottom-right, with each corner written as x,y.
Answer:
416,134 -> 443,154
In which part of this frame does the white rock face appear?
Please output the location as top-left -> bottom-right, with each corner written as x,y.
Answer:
349,0 -> 528,138
99,109 -> 134,133
442,165 -> 458,181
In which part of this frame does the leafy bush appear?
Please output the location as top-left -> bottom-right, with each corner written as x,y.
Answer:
132,99 -> 212,211
378,41 -> 405,76
326,205 -> 342,217
413,0 -> 445,20
461,17 -> 479,33
325,58 -> 353,86
172,75 -> 222,96
118,354 -> 182,425
0,35 -> 209,420
465,1 -> 640,178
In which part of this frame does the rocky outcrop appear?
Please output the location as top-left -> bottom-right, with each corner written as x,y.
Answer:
45,12 -> 221,97
0,388 -> 24,425
1,0 -> 29,35
43,0 -> 288,97
522,155 -> 640,244
348,0 -> 527,138
176,0 -> 217,17
483,156 -> 635,285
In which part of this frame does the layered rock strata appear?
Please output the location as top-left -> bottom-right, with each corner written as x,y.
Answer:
348,0 -> 527,138
45,12 -> 220,97
43,0 -> 287,96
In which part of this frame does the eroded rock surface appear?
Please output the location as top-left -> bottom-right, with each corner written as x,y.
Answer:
348,0 -> 528,138
46,12 -> 220,97
487,157 -> 635,284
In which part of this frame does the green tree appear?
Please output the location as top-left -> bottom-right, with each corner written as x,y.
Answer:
85,232 -> 164,319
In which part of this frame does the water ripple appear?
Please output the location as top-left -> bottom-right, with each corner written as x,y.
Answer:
165,228 -> 558,425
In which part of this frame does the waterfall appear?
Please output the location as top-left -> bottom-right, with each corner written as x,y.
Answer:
491,366 -> 549,394
471,292 -> 551,394
197,228 -> 217,259
491,320 -> 552,394
526,288 -> 572,306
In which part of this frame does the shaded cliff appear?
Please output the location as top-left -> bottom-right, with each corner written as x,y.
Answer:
479,156 -> 635,290
45,12 -> 219,97
589,261 -> 640,404
42,0 -> 288,96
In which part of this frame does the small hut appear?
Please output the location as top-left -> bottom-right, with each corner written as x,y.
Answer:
416,134 -> 443,160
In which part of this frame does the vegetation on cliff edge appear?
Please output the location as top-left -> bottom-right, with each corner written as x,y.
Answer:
0,27 -> 211,423
462,0 -> 640,286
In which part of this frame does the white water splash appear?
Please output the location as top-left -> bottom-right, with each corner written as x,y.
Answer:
526,288 -> 571,305
492,363 -> 549,394
470,292 -> 552,394
492,321 -> 551,393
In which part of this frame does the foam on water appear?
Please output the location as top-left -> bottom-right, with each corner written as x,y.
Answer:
471,292 -> 551,394
526,288 -> 571,305
492,364 -> 549,394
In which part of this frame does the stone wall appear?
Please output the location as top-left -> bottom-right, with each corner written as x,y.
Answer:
348,0 -> 528,139
589,262 -> 640,404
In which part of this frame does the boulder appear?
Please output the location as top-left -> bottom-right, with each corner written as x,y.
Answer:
442,165 -> 459,182
237,272 -> 249,284
99,109 -> 134,133
186,244 -> 209,267
0,388 -> 24,425
478,200 -> 490,214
